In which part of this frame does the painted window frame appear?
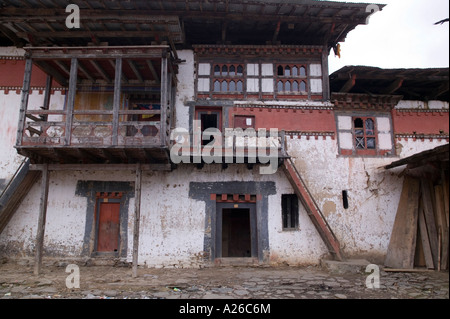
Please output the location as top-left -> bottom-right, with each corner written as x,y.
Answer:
196,59 -> 322,100
281,194 -> 299,231
352,116 -> 378,156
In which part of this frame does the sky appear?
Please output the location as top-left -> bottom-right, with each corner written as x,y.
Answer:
327,0 -> 450,74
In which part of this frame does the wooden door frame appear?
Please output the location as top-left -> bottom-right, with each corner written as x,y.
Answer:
94,197 -> 122,257
215,202 -> 257,259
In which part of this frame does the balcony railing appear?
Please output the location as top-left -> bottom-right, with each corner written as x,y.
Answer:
15,46 -> 176,164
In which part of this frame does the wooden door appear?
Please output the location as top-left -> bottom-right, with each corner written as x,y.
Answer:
96,202 -> 120,252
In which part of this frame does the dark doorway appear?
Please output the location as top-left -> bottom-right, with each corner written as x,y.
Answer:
222,208 -> 251,257
215,202 -> 257,259
200,112 -> 219,145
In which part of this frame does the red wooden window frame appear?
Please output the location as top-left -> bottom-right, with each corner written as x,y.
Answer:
353,117 -> 378,156
212,64 -> 245,93
276,64 -> 308,95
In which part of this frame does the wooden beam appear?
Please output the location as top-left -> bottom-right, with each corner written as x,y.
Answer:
421,179 -> 439,269
339,74 -> 357,93
132,163 -> 142,278
127,59 -> 144,83
29,163 -> 171,171
33,61 -> 68,86
16,58 -> 32,148
65,58 -> 78,146
381,78 -> 403,94
112,58 -> 122,146
160,54 -> 168,147
146,60 -> 160,84
90,60 -> 111,82
430,81 -> 449,99
33,164 -> 49,275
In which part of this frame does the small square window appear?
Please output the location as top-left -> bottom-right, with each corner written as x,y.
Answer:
282,194 -> 299,230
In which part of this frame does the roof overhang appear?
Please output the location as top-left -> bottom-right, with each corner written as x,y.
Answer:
0,0 -> 385,49
330,66 -> 450,102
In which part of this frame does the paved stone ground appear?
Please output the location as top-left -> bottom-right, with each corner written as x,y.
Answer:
0,260 -> 448,300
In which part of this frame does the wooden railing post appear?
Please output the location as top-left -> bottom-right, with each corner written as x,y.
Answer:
16,58 -> 33,147
34,164 -> 49,275
112,58 -> 122,146
64,58 -> 78,146
160,53 -> 168,147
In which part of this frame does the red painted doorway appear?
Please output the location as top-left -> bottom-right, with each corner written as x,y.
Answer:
96,202 -> 120,253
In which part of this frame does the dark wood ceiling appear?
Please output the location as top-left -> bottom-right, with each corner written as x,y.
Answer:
0,0 -> 383,50
330,66 -> 450,102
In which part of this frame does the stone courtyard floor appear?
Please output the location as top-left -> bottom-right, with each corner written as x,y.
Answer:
0,260 -> 448,301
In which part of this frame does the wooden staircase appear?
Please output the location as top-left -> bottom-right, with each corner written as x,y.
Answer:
282,158 -> 344,261
0,159 -> 41,234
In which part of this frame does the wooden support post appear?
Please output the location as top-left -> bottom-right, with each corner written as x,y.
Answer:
16,58 -> 33,147
42,75 -> 53,121
34,164 -> 49,275
132,163 -> 142,278
160,54 -> 168,147
321,47 -> 330,101
112,58 -> 122,146
65,58 -> 78,146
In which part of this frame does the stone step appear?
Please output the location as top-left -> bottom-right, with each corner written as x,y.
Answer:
320,258 -> 372,274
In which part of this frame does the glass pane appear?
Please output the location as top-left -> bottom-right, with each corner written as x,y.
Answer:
292,81 -> 299,92
355,129 -> 364,136
222,65 -> 228,76
277,80 -> 284,92
285,81 -> 291,92
237,80 -> 243,92
365,118 -> 374,135
285,66 -> 291,76
221,81 -> 228,92
355,137 -> 365,149
214,65 -> 220,76
292,66 -> 298,76
300,81 -> 306,92
300,66 -> 306,76
229,81 -> 236,92
214,80 -> 220,92
229,65 -> 236,76
367,137 -> 376,149
237,65 -> 244,75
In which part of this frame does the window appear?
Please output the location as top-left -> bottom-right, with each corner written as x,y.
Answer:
353,117 -> 376,151
276,64 -> 308,95
282,194 -> 299,230
212,63 -> 244,93
196,107 -> 222,145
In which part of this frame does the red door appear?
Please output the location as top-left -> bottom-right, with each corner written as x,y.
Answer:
97,202 -> 120,252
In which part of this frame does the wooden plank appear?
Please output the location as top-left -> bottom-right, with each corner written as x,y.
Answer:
384,176 -> 420,269
132,163 -> 142,278
435,185 -> 448,270
420,179 -> 439,269
418,202 -> 434,269
64,58 -> 78,146
34,164 -> 49,275
112,58 -> 122,146
16,58 -> 33,147
160,54 -> 168,147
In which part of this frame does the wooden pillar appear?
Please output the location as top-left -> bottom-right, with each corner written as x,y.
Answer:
65,58 -> 78,146
16,58 -> 33,147
132,163 -> 142,278
321,46 -> 330,101
112,58 -> 122,146
160,53 -> 168,147
42,75 -> 53,121
34,164 -> 50,275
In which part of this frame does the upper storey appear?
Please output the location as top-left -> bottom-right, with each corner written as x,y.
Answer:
0,0 -> 383,50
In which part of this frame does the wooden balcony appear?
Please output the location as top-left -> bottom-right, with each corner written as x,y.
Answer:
15,46 -> 177,165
